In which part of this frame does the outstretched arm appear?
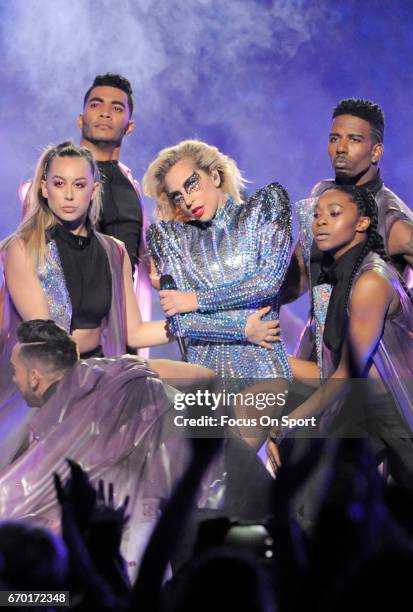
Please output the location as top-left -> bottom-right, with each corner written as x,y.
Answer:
131,437 -> 222,610
147,358 -> 215,380
123,249 -> 172,348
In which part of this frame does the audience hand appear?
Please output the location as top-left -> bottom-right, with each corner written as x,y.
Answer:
87,480 -> 130,560
54,458 -> 96,532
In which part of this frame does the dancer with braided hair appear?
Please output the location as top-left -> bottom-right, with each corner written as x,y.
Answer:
268,185 -> 413,491
284,98 -> 413,363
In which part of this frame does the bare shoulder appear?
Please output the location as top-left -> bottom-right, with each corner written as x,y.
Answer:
4,237 -> 30,267
350,270 -> 394,313
388,218 -> 413,253
5,236 -> 25,253
390,217 -> 413,237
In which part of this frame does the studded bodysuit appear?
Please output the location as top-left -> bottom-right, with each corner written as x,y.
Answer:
148,183 -> 292,379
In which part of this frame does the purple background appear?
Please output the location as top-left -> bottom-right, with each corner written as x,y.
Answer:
1,0 -> 412,355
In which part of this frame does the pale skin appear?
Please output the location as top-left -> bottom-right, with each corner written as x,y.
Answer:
152,157 -> 280,348
268,190 -> 400,472
282,114 -> 413,303
4,156 -> 171,355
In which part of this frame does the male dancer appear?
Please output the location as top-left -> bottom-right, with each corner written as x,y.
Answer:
3,319 -> 212,568
79,74 -> 143,275
19,73 -> 151,327
272,99 -> 413,496
283,98 -> 413,357
79,74 -> 152,329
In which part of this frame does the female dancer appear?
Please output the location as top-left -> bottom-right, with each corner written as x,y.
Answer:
0,142 -> 218,466
268,185 -> 413,487
2,141 -> 168,359
144,140 -> 291,381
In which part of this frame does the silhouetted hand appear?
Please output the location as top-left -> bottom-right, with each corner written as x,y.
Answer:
267,431 -> 326,501
86,480 -> 130,560
54,458 -> 97,533
189,433 -> 223,467
54,463 -> 122,609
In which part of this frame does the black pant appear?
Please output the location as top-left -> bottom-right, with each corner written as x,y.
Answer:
170,436 -> 274,571
284,391 -> 413,531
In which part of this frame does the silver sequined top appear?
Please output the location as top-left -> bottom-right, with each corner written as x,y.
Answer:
37,240 -> 72,332
148,183 -> 292,378
296,197 -> 332,375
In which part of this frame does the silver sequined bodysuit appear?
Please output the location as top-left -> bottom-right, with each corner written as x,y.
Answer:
147,183 -> 292,378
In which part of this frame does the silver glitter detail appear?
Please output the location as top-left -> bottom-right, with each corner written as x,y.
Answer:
148,183 -> 292,379
312,284 -> 333,377
36,240 -> 72,331
296,197 -> 317,275
296,197 -> 334,377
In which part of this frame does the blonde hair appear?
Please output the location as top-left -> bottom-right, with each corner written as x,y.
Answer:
143,140 -> 247,221
1,142 -> 102,266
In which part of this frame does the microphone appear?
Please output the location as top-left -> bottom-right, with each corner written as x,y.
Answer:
160,274 -> 188,362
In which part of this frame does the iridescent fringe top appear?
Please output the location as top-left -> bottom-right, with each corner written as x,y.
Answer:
295,197 -> 332,377
37,240 -> 72,332
148,183 -> 292,379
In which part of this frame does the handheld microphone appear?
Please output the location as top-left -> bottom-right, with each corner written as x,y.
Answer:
160,274 -> 188,362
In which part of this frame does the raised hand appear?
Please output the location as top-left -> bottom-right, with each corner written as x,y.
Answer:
54,458 -> 97,532
87,480 -> 130,560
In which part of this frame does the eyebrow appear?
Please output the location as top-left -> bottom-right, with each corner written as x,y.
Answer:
51,174 -> 88,181
315,202 -> 344,209
329,131 -> 365,139
88,96 -> 126,109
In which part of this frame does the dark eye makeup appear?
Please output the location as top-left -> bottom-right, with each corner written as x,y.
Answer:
167,171 -> 202,207
183,171 -> 201,194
